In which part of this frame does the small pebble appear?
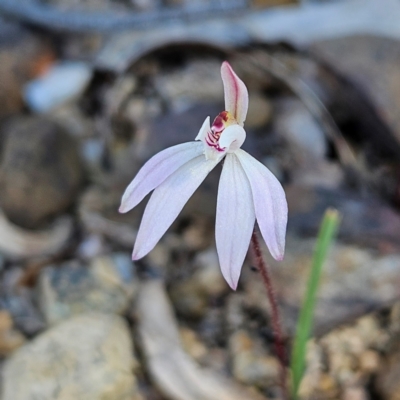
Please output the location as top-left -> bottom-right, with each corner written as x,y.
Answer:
24,61 -> 92,113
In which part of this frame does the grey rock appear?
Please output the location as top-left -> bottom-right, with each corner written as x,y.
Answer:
38,253 -> 136,325
2,313 -> 139,400
0,117 -> 83,229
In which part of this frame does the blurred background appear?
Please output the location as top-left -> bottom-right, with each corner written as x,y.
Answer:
0,0 -> 400,399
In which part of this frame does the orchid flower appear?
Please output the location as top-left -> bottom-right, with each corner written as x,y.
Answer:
119,61 -> 288,290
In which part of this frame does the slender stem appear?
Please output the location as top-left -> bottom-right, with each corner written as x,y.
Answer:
250,230 -> 288,400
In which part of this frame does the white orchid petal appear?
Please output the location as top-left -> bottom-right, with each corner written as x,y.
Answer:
133,155 -> 219,260
216,154 -> 255,290
218,124 -> 246,153
204,146 -> 224,162
236,149 -> 287,260
221,61 -> 249,126
119,141 -> 203,213
195,116 -> 211,141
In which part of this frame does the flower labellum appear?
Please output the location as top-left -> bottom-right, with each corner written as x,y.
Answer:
119,61 -> 288,290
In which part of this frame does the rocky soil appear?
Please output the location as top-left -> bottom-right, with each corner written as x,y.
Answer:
1,2 -> 400,399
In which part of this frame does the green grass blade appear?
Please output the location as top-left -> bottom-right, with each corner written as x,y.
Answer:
290,208 -> 341,398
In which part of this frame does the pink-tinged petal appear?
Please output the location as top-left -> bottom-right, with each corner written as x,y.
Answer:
218,124 -> 246,153
119,141 -> 203,213
133,155 -> 219,260
216,153 -> 255,290
195,116 -> 211,141
235,149 -> 288,260
221,61 -> 249,126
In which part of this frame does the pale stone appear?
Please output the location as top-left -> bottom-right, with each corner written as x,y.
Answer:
2,313 -> 139,400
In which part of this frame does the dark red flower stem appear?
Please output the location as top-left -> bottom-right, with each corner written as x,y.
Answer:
250,230 -> 288,400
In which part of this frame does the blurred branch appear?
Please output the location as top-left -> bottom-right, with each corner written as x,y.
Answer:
0,0 -> 248,33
